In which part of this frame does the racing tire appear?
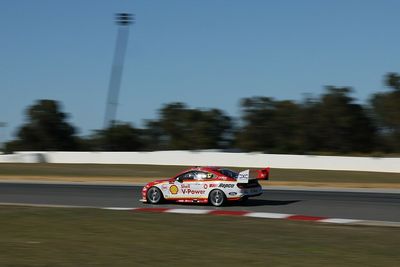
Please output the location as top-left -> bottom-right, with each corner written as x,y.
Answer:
209,189 -> 226,207
146,187 -> 163,204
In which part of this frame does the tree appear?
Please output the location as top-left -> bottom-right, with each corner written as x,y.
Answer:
141,120 -> 167,150
310,87 -> 376,153
6,100 -> 78,151
385,73 -> 400,91
237,89 -> 376,154
370,73 -> 400,151
88,123 -> 144,151
148,103 -> 233,150
236,97 -> 303,153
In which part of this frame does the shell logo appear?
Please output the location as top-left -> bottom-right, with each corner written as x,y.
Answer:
169,185 -> 179,194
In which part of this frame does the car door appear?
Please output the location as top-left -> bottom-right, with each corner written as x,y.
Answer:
166,171 -> 196,199
177,171 -> 209,199
182,171 -> 213,199
179,171 -> 199,198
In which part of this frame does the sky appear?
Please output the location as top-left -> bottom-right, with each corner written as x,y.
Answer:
1,0 -> 400,142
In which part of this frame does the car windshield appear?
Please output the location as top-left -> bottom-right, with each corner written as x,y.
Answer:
217,169 -> 238,179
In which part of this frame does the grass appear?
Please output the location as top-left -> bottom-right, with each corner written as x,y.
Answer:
1,163 -> 400,186
0,163 -> 181,178
0,206 -> 399,266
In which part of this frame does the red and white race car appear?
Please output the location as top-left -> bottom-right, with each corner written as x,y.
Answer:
140,166 -> 270,206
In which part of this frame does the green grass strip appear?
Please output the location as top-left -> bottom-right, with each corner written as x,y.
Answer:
0,206 -> 399,266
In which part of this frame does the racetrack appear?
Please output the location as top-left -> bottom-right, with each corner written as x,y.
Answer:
1,182 -> 400,222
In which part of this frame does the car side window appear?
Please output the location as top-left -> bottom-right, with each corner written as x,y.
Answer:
176,171 -> 196,181
194,171 -> 214,180
176,171 -> 215,181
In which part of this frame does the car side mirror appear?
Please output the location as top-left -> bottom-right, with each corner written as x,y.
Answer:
176,177 -> 183,183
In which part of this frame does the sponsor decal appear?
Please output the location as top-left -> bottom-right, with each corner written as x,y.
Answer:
229,192 -> 237,196
161,184 -> 168,190
219,183 -> 234,188
237,169 -> 250,183
209,184 -> 217,188
182,184 -> 190,189
169,185 -> 179,194
181,189 -> 206,195
203,184 -> 208,189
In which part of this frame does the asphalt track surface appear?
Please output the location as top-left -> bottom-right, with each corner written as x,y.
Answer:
1,182 -> 400,222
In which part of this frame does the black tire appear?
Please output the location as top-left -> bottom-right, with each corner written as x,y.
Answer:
146,187 -> 163,204
209,189 -> 226,207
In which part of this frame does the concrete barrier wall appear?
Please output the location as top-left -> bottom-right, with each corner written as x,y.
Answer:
1,151 -> 400,173
0,152 -> 41,163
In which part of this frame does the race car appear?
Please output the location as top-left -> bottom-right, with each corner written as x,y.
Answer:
140,166 -> 270,206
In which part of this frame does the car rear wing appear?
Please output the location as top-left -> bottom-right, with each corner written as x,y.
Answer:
237,167 -> 270,183
256,167 -> 270,180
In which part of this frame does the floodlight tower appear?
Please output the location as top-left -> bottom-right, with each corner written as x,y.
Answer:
104,13 -> 134,128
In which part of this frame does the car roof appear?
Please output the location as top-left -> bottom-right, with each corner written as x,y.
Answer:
173,166 -> 237,181
174,166 -> 222,176
190,166 -> 222,172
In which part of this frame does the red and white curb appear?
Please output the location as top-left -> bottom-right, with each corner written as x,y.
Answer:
102,207 -> 400,227
2,202 -> 399,227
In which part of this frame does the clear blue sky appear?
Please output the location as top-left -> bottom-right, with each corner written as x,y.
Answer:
1,0 -> 399,141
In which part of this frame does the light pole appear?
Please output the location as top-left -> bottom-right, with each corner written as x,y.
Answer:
104,13 -> 134,129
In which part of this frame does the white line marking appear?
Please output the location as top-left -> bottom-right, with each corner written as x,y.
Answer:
245,212 -> 291,219
351,220 -> 400,227
319,218 -> 361,224
164,208 -> 212,214
102,207 -> 136,211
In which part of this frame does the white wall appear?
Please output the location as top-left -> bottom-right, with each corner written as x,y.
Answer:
1,151 -> 400,173
0,152 -> 40,163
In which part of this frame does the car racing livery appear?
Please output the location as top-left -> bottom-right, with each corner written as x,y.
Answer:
140,166 -> 270,206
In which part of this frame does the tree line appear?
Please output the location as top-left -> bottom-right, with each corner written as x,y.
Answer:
4,73 -> 400,155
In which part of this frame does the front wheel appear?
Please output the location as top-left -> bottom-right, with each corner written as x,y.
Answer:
209,189 -> 226,207
147,187 -> 163,204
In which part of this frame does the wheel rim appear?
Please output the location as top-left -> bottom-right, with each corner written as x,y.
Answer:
211,190 -> 223,206
148,187 -> 160,203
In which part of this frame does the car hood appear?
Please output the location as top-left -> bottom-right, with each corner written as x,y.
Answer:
145,179 -> 170,188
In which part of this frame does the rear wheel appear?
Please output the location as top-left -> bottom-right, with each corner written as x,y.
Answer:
209,189 -> 226,207
147,187 -> 163,204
